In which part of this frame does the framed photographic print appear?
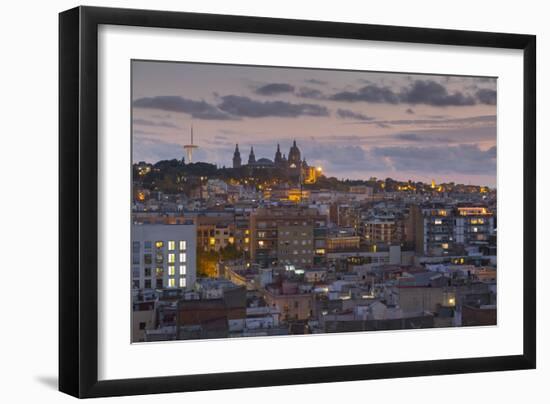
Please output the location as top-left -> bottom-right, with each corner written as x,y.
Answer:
59,6 -> 536,398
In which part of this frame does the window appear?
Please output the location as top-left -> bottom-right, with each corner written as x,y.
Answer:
155,252 -> 163,264
132,241 -> 140,253
144,267 -> 151,277
258,231 -> 266,238
179,265 -> 186,275
139,322 -> 146,330
168,265 -> 175,276
132,254 -> 140,265
179,278 -> 186,288
168,278 -> 176,288
179,253 -> 186,263
144,241 -> 152,250
258,240 -> 265,247
132,280 -> 140,289
155,267 -> 163,277
143,253 -> 152,264
156,278 -> 163,288
144,279 -> 151,289
168,253 -> 175,263
168,240 -> 175,251
155,241 -> 163,248
434,219 -> 442,225
179,240 -> 187,250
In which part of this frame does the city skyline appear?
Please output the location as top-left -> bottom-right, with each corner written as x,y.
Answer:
132,60 -> 497,186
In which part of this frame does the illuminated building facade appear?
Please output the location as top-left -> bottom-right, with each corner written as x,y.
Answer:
132,223 -> 197,291
250,206 -> 327,268
231,140 -> 320,184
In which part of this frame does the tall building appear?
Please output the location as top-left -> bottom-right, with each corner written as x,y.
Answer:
407,204 -> 495,256
248,146 -> 256,165
132,223 -> 197,290
231,141 -> 313,183
250,206 -> 327,268
274,143 -> 283,167
232,144 -> 241,168
287,140 -> 302,178
454,206 -> 495,246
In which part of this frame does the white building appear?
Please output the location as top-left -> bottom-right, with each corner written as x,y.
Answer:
132,223 -> 197,291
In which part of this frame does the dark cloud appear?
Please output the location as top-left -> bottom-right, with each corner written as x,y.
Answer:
217,95 -> 329,118
132,118 -> 179,129
394,133 -> 424,142
304,78 -> 327,85
406,108 -> 415,114
300,79 -> 491,107
133,96 -> 234,120
255,83 -> 295,95
373,144 -> 496,175
476,88 -> 497,105
392,133 -> 456,144
296,86 -> 325,99
336,108 -> 374,121
330,84 -> 400,104
299,141 -> 496,178
400,80 -> 476,106
360,115 -> 496,128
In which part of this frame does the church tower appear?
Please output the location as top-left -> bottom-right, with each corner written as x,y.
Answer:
274,144 -> 283,167
248,146 -> 256,165
288,140 -> 301,168
232,144 -> 241,168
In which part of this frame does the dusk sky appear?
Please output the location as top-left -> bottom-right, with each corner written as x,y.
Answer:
132,60 -> 497,186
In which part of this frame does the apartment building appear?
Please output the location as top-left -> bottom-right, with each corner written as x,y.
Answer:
132,223 -> 197,290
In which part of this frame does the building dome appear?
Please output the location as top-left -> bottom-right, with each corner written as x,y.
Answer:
250,158 -> 274,168
288,140 -> 301,167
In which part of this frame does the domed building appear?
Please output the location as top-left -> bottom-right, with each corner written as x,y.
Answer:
232,139 -> 307,182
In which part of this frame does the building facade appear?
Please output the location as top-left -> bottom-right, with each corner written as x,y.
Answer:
132,223 -> 197,290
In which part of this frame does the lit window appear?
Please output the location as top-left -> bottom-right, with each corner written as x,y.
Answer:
155,241 -> 163,248
168,241 -> 175,251
179,253 -> 186,263
168,278 -> 176,288
168,253 -> 175,263
155,252 -> 164,264
168,265 -> 175,276
179,278 -> 186,288
244,237 -> 250,243
179,240 -> 187,250
209,237 -> 216,246
258,240 -> 265,247
442,243 -> 449,249
472,227 -> 478,233
434,219 -> 442,225
155,267 -> 163,277
179,265 -> 186,275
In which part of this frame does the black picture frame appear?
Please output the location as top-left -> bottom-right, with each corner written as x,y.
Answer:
59,5 -> 536,398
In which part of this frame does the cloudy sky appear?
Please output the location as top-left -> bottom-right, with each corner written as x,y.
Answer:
132,60 -> 497,186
